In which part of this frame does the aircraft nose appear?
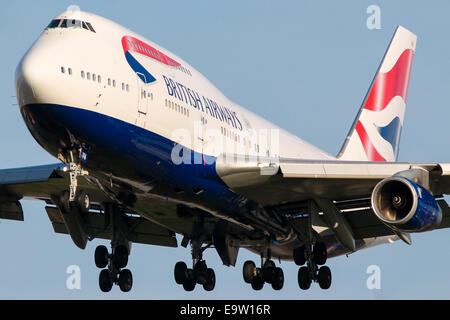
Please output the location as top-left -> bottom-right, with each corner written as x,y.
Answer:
15,43 -> 52,107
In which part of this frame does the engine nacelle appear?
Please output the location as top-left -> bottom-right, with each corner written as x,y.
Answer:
371,176 -> 442,232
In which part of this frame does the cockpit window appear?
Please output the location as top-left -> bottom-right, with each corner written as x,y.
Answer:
46,19 -> 96,33
85,22 -> 96,33
47,19 -> 61,28
67,19 -> 82,28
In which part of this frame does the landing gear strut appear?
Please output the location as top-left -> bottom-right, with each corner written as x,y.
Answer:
174,239 -> 216,291
58,147 -> 90,214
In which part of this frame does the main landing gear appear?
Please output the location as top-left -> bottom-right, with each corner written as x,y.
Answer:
94,203 -> 134,293
242,248 -> 284,291
294,242 -> 332,290
174,239 -> 216,291
95,244 -> 133,292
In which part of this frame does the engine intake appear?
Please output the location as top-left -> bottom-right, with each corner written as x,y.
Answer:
371,176 -> 442,232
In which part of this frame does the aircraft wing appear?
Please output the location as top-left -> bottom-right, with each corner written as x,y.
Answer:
216,155 -> 450,250
216,156 -> 450,205
0,163 -> 177,248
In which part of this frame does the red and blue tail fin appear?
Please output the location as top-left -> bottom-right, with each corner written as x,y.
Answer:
338,26 -> 416,162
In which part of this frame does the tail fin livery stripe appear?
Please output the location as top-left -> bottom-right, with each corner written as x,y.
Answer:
337,26 -> 417,162
364,48 -> 414,112
355,120 -> 386,162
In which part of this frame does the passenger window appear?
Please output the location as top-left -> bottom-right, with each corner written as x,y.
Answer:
113,80 -> 116,87
61,66 -> 65,73
92,74 -> 96,81
81,71 -> 85,78
108,78 -> 111,86
68,68 -> 72,75
98,75 -> 101,83
87,72 -> 91,80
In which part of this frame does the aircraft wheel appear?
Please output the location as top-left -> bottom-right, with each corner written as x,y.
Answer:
271,267 -> 284,291
262,260 -> 276,284
293,246 -> 307,266
251,269 -> 264,291
113,245 -> 128,269
183,271 -> 196,291
313,242 -> 327,265
174,261 -> 188,285
203,268 -> 216,291
318,266 -> 332,289
298,266 -> 311,290
58,190 -> 71,213
99,269 -> 113,293
95,245 -> 109,269
243,260 -> 256,284
75,190 -> 90,214
118,269 -> 133,292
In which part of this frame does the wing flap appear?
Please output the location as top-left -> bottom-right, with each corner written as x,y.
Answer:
46,206 -> 177,247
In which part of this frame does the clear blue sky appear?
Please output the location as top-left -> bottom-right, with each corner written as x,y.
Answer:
0,0 -> 450,299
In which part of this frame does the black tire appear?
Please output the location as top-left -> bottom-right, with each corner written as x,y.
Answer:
271,267 -> 284,291
318,266 -> 332,290
298,266 -> 311,290
194,260 -> 208,285
76,190 -> 90,214
99,269 -> 113,293
118,269 -> 133,292
251,272 -> 264,291
243,260 -> 256,284
174,261 -> 187,285
113,245 -> 129,269
293,246 -> 307,266
183,274 -> 196,292
263,259 -> 275,269
58,190 -> 71,213
262,266 -> 275,284
94,245 -> 109,269
203,268 -> 216,291
313,242 -> 327,265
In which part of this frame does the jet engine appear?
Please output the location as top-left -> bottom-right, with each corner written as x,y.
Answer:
371,176 -> 442,232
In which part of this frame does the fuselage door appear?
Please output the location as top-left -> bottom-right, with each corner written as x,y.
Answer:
137,73 -> 148,115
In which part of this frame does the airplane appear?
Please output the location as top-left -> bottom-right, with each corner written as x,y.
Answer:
5,8 -> 450,293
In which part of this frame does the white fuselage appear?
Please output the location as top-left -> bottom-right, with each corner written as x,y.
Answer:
18,10 -> 333,164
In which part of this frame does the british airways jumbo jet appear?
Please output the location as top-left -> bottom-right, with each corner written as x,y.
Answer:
5,9 -> 450,293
